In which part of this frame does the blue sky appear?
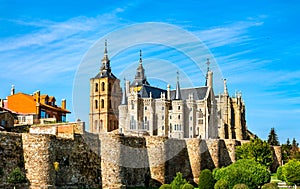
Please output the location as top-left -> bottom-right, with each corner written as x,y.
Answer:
0,0 -> 300,143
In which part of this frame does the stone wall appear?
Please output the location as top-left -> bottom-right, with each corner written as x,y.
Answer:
0,132 -> 27,188
0,131 -> 283,188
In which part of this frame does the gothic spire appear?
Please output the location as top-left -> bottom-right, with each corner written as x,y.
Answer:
205,58 -> 211,86
121,78 -> 128,105
223,79 -> 228,96
100,40 -> 111,75
174,71 -> 182,100
130,50 -> 150,87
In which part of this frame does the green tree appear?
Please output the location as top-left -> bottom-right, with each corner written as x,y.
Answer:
281,138 -> 292,163
267,128 -> 280,146
236,138 -> 273,168
170,172 -> 187,189
291,138 -> 300,160
199,169 -> 215,189
213,159 -> 270,189
280,159 -> 300,186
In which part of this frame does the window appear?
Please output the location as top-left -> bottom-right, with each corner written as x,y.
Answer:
144,116 -> 147,121
131,101 -> 134,110
41,110 -> 46,118
178,115 -> 180,120
61,115 -> 66,122
170,115 -> 172,119
190,127 -> 192,131
130,116 -> 135,129
190,116 -> 192,121
162,126 -> 164,130
95,83 -> 99,92
100,120 -> 103,131
162,115 -> 164,120
94,120 -> 98,131
101,99 -> 104,108
145,106 -> 147,110
95,100 -> 98,109
178,106 -> 180,110
162,106 -> 164,110
101,82 -> 105,91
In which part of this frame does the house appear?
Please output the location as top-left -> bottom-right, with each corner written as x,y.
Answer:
4,86 -> 70,125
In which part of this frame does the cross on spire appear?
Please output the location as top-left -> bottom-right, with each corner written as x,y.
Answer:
139,50 -> 142,64
206,58 -> 210,72
104,40 -> 108,55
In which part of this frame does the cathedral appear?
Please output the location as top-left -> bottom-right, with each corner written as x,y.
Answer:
90,42 -> 248,140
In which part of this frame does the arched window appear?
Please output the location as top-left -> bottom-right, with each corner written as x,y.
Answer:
94,120 -> 98,131
101,82 -> 105,91
101,99 -> 104,108
95,100 -> 98,109
95,83 -> 99,92
178,115 -> 180,120
100,120 -> 103,131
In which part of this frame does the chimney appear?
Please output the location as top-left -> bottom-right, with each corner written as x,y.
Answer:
11,85 -> 15,95
167,84 -> 171,100
62,99 -> 66,109
35,90 -> 40,103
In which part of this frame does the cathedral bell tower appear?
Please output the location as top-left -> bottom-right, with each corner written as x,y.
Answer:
89,40 -> 122,133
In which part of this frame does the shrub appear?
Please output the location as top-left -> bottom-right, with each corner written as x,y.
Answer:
276,166 -> 283,181
232,184 -> 249,189
159,184 -> 172,189
182,183 -> 194,189
199,169 -> 215,189
170,172 -> 187,189
214,179 -> 229,189
261,183 -> 278,189
213,159 -> 270,189
7,167 -> 27,184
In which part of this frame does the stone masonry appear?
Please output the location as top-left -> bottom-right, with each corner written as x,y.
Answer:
0,131 -> 281,189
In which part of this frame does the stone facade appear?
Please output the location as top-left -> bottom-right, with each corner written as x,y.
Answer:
89,41 -> 122,134
119,57 -> 245,140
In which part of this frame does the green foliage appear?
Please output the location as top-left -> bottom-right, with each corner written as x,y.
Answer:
182,183 -> 194,189
236,138 -> 273,168
7,167 -> 27,184
170,172 -> 187,189
276,166 -> 283,181
232,184 -> 249,189
213,159 -> 270,189
198,169 -> 215,189
281,138 -> 300,163
261,183 -> 278,189
214,179 -> 229,189
267,128 -> 280,146
280,159 -> 300,185
159,184 -> 172,189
